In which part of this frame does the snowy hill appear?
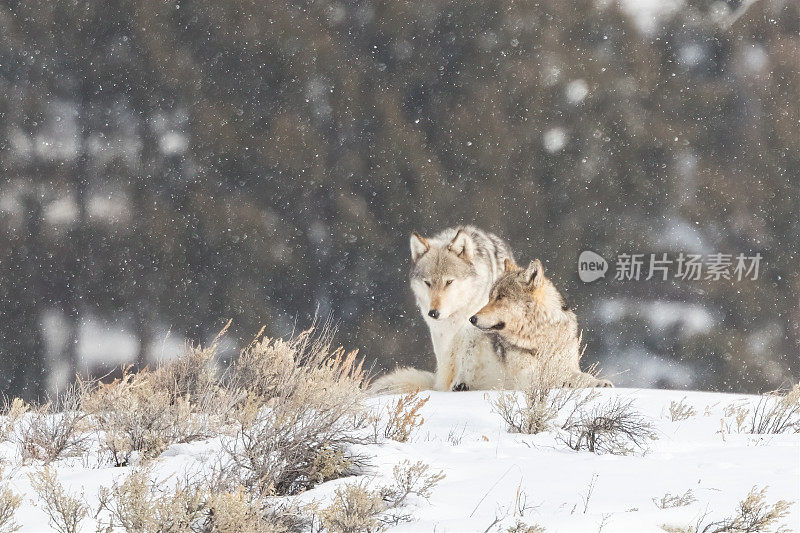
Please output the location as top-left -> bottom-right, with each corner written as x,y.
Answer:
5,387 -> 798,532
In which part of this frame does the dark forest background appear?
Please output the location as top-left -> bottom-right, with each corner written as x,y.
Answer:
1,0 -> 798,400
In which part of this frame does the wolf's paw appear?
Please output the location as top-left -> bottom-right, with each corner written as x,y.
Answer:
452,383 -> 469,392
594,379 -> 614,388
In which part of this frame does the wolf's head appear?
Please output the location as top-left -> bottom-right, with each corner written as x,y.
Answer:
469,258 -> 568,342
409,229 -> 487,321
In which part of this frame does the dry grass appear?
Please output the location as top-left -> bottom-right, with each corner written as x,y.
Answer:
96,465 -> 302,533
748,383 -> 800,434
28,466 -> 88,533
97,467 -> 206,533
219,325 -> 369,496
561,398 -> 656,455
319,483 -> 386,533
0,398 -> 28,445
82,369 -> 192,466
95,459 -> 443,533
666,398 -> 698,422
17,384 -> 89,464
318,460 -> 444,533
383,392 -> 429,443
505,523 -> 546,533
721,382 -> 800,436
6,322 -> 448,531
81,327 -> 240,467
653,489 -> 696,509
491,358 -> 600,435
661,486 -> 792,533
0,467 -> 21,533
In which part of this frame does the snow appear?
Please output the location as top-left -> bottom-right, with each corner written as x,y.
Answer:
617,0 -> 684,36
543,128 -> 568,154
565,80 -> 589,105
6,388 -> 798,532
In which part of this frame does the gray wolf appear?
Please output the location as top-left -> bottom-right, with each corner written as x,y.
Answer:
370,226 -> 514,393
470,258 -> 612,388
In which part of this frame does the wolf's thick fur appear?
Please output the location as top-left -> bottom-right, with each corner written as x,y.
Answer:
471,259 -> 612,388
370,226 -> 514,393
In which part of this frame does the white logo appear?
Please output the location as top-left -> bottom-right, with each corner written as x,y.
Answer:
578,250 -> 608,283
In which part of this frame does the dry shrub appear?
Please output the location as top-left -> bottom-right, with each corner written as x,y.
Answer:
748,383 -> 800,434
701,487 -> 792,533
221,326 -> 369,496
97,466 -> 303,533
28,466 -> 88,533
0,468 -> 21,533
506,523 -> 546,533
561,398 -> 656,455
83,328 -> 238,467
653,489 -> 696,509
666,398 -> 698,422
721,383 -> 800,436
0,398 -> 28,444
97,467 -> 206,533
203,489 -> 282,533
149,320 -> 241,418
83,369 -> 188,466
319,483 -> 385,533
491,358 -> 600,435
383,392 -> 428,442
17,384 -> 89,463
661,526 -> 694,533
721,402 -> 750,434
319,460 -> 444,533
661,486 -> 792,533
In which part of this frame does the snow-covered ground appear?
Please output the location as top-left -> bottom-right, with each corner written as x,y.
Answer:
5,388 -> 799,532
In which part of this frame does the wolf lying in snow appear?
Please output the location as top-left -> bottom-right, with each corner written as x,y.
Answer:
371,226 -> 514,393
470,258 -> 612,389
370,227 -> 611,394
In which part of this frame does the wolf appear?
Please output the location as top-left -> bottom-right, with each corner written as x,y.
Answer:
370,226 -> 514,394
469,258 -> 612,389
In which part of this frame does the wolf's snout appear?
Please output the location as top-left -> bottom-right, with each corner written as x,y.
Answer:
428,309 -> 440,319
469,315 -> 477,325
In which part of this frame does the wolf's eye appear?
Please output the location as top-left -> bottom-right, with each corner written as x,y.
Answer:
445,279 -> 453,286
424,280 -> 431,287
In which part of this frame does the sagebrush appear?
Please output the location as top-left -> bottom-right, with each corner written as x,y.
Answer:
490,357 -> 600,435
17,384 -> 89,464
0,467 -> 21,533
319,460 -> 444,533
561,398 -> 656,455
661,486 -> 792,533
28,466 -> 88,533
383,392 -> 428,443
220,325 -> 369,495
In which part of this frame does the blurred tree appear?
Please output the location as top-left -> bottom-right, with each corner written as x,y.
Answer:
0,0 -> 797,397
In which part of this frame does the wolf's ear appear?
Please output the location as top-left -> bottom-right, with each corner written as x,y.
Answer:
410,232 -> 430,262
523,259 -> 544,288
504,258 -> 519,272
448,229 -> 475,262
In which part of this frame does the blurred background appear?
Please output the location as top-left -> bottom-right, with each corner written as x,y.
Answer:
1,0 -> 798,401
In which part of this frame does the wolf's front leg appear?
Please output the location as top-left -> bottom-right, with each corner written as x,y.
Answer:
434,349 -> 459,391
446,331 -> 478,391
